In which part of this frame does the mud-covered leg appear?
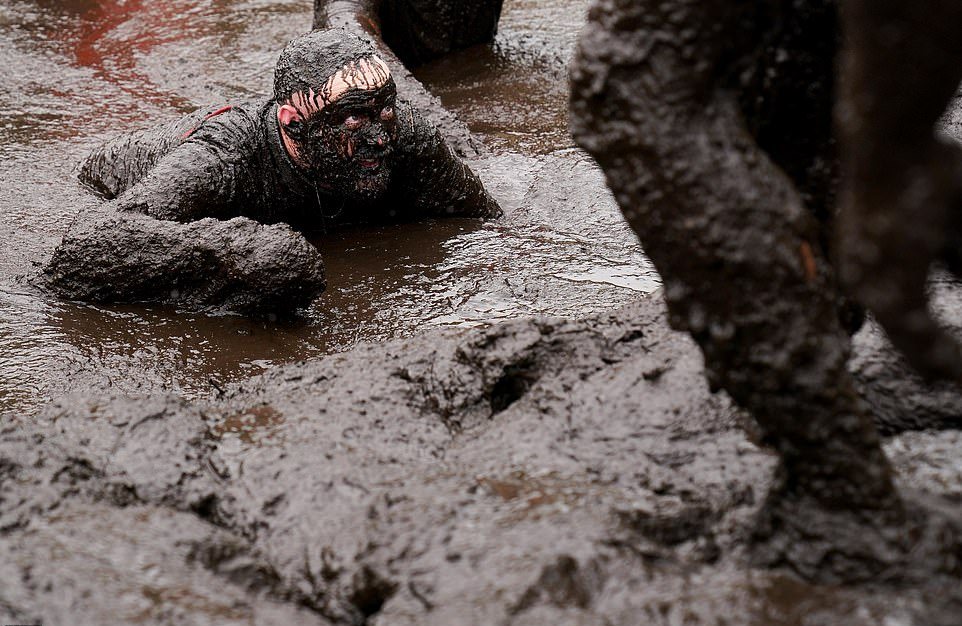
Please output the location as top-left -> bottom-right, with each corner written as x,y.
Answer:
376,0 -> 502,66
44,212 -> 326,316
314,0 -> 501,65
571,0 -> 902,580
837,0 -> 962,381
313,0 -> 491,157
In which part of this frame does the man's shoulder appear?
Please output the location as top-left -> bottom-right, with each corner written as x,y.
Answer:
394,99 -> 441,152
220,99 -> 272,121
185,99 -> 273,148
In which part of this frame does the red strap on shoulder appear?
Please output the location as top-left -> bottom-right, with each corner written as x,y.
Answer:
180,105 -> 234,140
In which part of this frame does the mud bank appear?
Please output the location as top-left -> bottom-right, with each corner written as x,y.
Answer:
3,294 -> 961,625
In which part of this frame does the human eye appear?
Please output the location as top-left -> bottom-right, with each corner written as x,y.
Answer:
380,105 -> 395,121
342,114 -> 363,129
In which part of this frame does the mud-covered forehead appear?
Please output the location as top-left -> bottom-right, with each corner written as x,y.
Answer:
273,29 -> 384,104
283,56 -> 395,124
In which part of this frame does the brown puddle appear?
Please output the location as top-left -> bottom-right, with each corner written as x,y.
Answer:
477,470 -> 601,523
210,403 -> 286,444
0,0 -> 657,416
416,0 -> 590,155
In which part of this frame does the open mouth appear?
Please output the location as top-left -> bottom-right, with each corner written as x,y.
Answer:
358,158 -> 380,169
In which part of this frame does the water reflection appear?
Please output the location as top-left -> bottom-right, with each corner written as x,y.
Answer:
416,0 -> 589,154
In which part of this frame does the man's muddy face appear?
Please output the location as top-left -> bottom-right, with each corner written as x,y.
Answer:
281,55 -> 399,203
300,80 -> 398,202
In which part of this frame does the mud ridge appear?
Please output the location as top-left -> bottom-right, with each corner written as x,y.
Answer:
3,294 -> 962,624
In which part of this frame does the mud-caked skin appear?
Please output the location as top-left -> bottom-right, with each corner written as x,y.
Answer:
570,0 -> 917,581
367,0 -> 503,66
314,0 -> 502,69
837,0 -> 962,382
46,30 -> 500,314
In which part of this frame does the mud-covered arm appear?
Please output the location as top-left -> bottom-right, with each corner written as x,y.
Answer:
108,115 -> 256,223
44,212 -> 326,315
393,103 -> 502,219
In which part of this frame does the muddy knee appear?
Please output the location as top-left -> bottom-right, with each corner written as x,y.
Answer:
379,0 -> 503,65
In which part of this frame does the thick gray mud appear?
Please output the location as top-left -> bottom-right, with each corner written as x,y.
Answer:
3,298 -> 962,625
3,0 -> 962,623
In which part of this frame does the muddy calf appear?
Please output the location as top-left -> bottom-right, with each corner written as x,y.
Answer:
315,0 -> 502,66
569,0 -> 916,581
837,0 -> 962,382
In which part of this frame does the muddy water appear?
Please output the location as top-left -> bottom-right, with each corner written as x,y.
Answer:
0,0 -> 657,415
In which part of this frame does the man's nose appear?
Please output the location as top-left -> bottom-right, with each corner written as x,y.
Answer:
368,127 -> 390,148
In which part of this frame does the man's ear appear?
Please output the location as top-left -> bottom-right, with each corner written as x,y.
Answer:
277,104 -> 302,127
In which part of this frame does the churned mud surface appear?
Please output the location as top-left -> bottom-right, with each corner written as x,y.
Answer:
2,0 -> 962,623
3,297 -> 962,625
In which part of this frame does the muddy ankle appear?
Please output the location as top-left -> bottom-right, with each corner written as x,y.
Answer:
751,483 -> 962,585
751,487 -> 906,583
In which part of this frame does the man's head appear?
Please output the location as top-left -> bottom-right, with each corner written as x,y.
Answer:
274,30 -> 398,203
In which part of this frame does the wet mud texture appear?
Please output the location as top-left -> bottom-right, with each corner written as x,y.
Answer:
836,0 -> 962,381
568,0 -> 958,582
852,276 -> 962,435
313,0 -> 504,157
3,297 -> 962,625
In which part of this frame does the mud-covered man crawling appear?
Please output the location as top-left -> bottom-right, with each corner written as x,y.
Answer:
44,29 -> 501,315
